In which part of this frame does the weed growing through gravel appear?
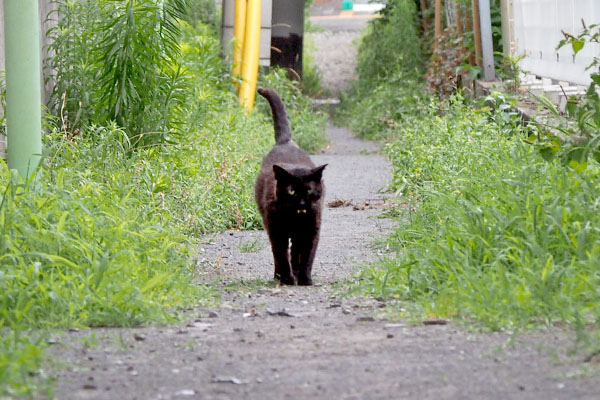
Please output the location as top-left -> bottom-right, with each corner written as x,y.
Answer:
238,237 -> 266,253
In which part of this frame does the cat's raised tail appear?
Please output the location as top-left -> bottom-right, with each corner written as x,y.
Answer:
257,88 -> 292,145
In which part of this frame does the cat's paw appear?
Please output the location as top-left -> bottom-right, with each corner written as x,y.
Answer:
297,276 -> 313,286
279,274 -> 296,286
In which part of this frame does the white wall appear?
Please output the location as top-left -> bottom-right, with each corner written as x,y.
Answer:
512,0 -> 600,85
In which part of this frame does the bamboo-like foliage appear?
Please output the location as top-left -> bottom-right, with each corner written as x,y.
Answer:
47,0 -> 190,145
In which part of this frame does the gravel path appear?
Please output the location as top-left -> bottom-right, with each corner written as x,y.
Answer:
308,30 -> 362,95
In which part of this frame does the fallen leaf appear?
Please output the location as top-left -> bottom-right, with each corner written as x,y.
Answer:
328,199 -> 351,208
82,384 -> 97,390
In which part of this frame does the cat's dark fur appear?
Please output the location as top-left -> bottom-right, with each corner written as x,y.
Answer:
255,88 -> 327,286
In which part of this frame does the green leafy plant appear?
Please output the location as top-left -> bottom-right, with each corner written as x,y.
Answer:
532,21 -> 600,170
494,51 -> 526,93
184,0 -> 218,31
97,0 -> 189,142
47,0 -> 190,144
479,91 -> 522,134
238,237 -> 266,253
337,70 -> 428,141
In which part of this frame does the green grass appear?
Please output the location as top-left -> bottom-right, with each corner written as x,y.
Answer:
355,0 -> 423,92
1,19 -> 328,398
349,93 -> 600,333
336,71 -> 426,141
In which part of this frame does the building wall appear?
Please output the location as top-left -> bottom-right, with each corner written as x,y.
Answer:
511,0 -> 600,85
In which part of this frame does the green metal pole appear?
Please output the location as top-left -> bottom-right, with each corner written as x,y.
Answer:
4,0 -> 43,179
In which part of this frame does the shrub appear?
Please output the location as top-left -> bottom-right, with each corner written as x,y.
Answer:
336,71 -> 428,140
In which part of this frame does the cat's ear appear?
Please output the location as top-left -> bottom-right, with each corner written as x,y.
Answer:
309,164 -> 327,181
273,164 -> 292,182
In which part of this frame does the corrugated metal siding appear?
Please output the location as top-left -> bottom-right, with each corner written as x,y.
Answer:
512,0 -> 600,85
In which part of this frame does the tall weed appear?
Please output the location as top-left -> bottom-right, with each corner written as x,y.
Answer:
47,0 -> 190,143
337,0 -> 425,140
337,71 -> 427,140
0,126 -> 209,396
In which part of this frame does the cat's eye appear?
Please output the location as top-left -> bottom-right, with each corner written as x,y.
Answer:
287,188 -> 295,195
307,189 -> 315,195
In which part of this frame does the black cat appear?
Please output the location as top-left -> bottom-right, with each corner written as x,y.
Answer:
255,88 -> 327,286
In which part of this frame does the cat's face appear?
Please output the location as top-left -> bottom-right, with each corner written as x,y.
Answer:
273,164 -> 326,215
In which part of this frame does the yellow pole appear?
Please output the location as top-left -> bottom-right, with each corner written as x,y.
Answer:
238,0 -> 261,110
232,0 -> 247,86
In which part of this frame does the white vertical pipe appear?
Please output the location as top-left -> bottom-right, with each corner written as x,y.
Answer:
478,0 -> 496,81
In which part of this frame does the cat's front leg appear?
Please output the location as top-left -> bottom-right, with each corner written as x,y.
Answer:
270,235 -> 295,285
293,232 -> 320,286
